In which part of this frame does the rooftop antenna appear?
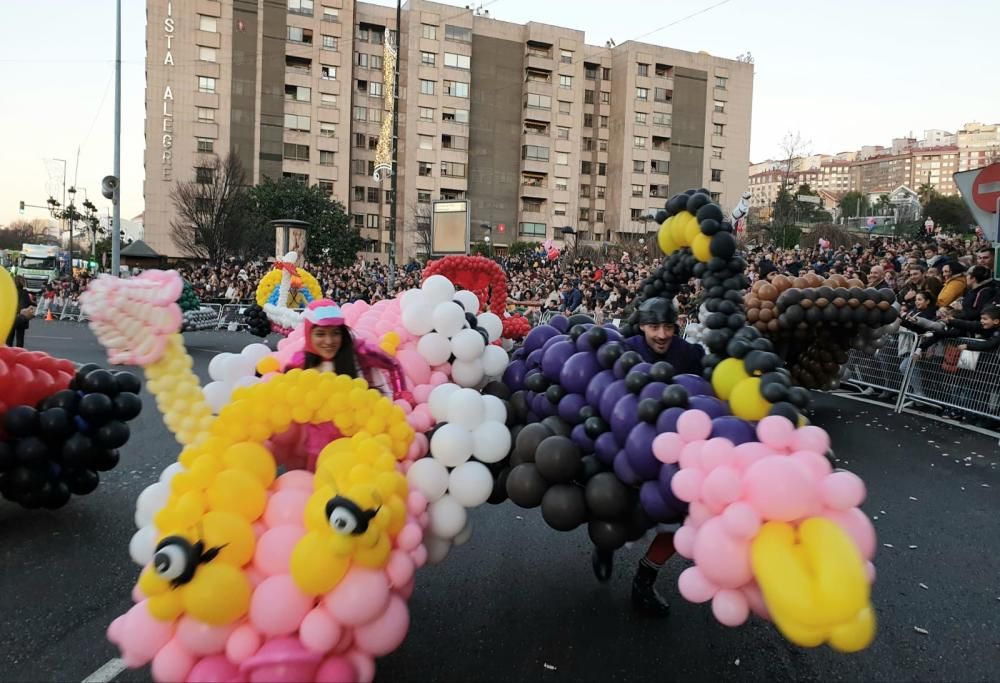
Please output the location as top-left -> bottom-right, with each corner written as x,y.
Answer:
606,38 -> 616,48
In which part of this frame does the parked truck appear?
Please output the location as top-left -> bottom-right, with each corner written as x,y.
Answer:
13,244 -> 60,292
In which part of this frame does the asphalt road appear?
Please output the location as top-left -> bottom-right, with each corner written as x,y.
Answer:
2,321 -> 998,683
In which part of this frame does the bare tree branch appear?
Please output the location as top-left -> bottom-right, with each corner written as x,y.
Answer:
170,153 -> 251,262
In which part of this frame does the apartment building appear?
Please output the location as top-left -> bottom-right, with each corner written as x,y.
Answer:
144,0 -> 754,258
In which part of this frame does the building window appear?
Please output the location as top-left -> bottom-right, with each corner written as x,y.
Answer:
635,112 -> 647,125
418,191 -> 431,203
320,93 -> 337,107
584,90 -> 594,105
367,214 -> 380,229
522,145 -> 549,162
369,82 -> 383,97
319,150 -> 335,166
322,35 -> 337,50
283,143 -> 310,161
651,159 -> 669,174
599,116 -> 608,128
582,137 -> 594,151
633,160 -> 645,173
654,87 -> 672,103
356,27 -> 369,42
353,186 -> 365,201
198,76 -> 216,93
600,91 -> 610,104
321,65 -> 336,80
199,47 -> 217,62
444,80 -> 469,97
196,107 -> 215,122
419,162 -> 433,177
636,87 -> 648,101
596,186 -> 605,199
520,198 -> 545,214
419,135 -> 433,150
285,84 -> 311,102
581,161 -> 592,174
287,26 -> 313,44
422,23 -> 437,40
578,207 -> 590,221
711,169 -> 723,182
370,54 -> 383,70
653,112 -> 671,127
442,134 -> 467,149
598,162 -> 606,176
442,107 -> 468,123
557,126 -> 570,140
322,6 -> 338,21
419,79 -> 435,95
583,113 -> 593,128
350,159 -> 367,175
553,202 -> 567,216
599,140 -> 608,151
199,15 -> 217,32
559,75 -> 572,88
284,113 -> 310,131
366,187 -> 380,203
419,107 -> 434,120
445,24 -> 472,42
630,208 -> 642,220
579,184 -> 590,198
444,52 -> 471,69
634,136 -> 647,149
356,53 -> 368,68
713,123 -> 725,136
637,62 -> 649,76
558,101 -> 571,114
714,100 -> 726,113
715,76 -> 728,89
352,213 -> 363,228
421,51 -> 436,65
320,122 -> 336,137
369,108 -> 382,123
523,173 -> 546,188
318,180 -> 333,197
631,184 -> 644,197
585,66 -> 597,80
712,146 -> 723,159
287,0 -> 313,15
525,93 -> 551,110
560,49 -> 573,64
195,138 -> 214,153
555,152 -> 569,166
554,178 -> 567,191
519,222 -> 546,237
602,67 -> 611,79
195,167 -> 214,184
353,106 -> 367,121
710,192 -> 721,202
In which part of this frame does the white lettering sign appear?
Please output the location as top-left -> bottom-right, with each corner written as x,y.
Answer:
161,3 -> 174,181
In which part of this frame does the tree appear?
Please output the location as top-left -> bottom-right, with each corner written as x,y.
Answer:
170,153 -> 252,262
874,194 -> 893,216
771,131 -> 811,227
799,223 -> 854,250
923,195 -> 974,230
838,191 -> 870,220
0,219 -> 59,249
916,183 -> 937,206
248,177 -> 361,266
403,202 -> 432,261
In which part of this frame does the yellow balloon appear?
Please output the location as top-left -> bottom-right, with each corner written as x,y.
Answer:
691,233 -> 713,262
657,225 -> 678,254
182,562 -> 252,625
201,510 -> 256,566
711,357 -> 751,401
256,356 -> 281,375
684,214 -> 702,244
729,377 -> 771,421
290,531 -> 350,595
207,468 -> 266,521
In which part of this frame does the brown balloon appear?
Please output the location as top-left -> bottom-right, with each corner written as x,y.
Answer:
806,274 -> 823,287
790,278 -> 807,289
800,298 -> 813,309
877,300 -> 891,311
772,275 -> 792,292
832,297 -> 846,308
815,297 -> 829,308
848,298 -> 860,308
767,319 -> 781,332
761,300 -> 775,310
863,300 -> 877,310
746,296 -> 761,310
759,308 -> 773,322
846,279 -> 865,288
758,283 -> 778,301
754,321 -> 768,332
747,308 -> 760,322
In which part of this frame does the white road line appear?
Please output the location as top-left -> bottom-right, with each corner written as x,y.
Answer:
82,658 -> 126,683
31,335 -> 73,340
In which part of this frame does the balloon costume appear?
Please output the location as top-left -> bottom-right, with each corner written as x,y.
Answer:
84,193 -> 877,683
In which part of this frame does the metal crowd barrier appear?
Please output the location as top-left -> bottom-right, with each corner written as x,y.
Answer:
841,329 -> 918,410
216,304 -> 247,331
899,336 -> 1000,423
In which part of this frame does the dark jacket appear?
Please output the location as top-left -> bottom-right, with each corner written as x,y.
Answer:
561,287 -> 582,313
921,318 -> 1000,353
625,334 -> 705,375
957,280 -> 999,320
13,286 -> 32,330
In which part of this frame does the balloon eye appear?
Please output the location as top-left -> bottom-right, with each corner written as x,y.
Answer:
328,506 -> 360,535
152,543 -> 189,581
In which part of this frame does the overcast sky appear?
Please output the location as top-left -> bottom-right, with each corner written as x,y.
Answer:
1,0 -> 997,226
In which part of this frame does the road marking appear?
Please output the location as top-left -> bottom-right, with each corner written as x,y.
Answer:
82,658 -> 126,683
31,335 -> 73,340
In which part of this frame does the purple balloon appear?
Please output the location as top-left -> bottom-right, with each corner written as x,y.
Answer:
570,423 -> 595,453
710,416 -> 757,445
557,393 -> 588,426
502,359 -> 527,391
525,410 -> 539,423
541,340 -> 576,381
512,347 -> 527,361
689,395 -> 730,419
542,333 -> 569,353
594,432 -> 620,466
524,325 -> 559,354
531,393 -> 551,418
560,352 -> 601,395
602,327 -> 623,343
526,349 -> 543,369
610,393 -> 640,444
625,422 -> 661,480
599,380 -> 629,423
549,315 -> 570,333
613,450 -> 641,486
585,369 -> 616,408
639,381 -> 669,403
657,463 -> 688,514
655,406 -> 686,434
640,481 -> 683,523
673,373 -> 713,397
633,362 -> 653,376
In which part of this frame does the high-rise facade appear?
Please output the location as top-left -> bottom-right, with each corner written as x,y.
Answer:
144,0 -> 754,259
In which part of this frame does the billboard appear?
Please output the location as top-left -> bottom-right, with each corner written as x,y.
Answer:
431,200 -> 470,255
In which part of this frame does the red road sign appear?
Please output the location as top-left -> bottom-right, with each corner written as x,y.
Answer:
497,223 -> 506,233
971,163 -> 1000,212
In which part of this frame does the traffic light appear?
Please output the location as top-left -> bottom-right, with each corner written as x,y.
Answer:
19,201 -> 24,214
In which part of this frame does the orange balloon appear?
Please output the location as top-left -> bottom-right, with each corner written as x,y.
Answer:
758,283 -> 778,302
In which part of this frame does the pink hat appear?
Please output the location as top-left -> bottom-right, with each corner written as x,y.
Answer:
303,299 -> 346,356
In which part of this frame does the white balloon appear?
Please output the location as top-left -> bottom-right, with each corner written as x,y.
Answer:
472,421 -> 512,464
406,457 -> 451,502
428,494 -> 467,539
221,354 -> 255,383
134,482 -> 171,528
158,462 -> 186,485
481,345 -> 509,377
422,274 -> 456,306
453,520 -> 474,547
477,312 -> 503,342
454,290 -> 481,315
446,388 -> 485,429
423,534 -> 453,565
451,358 -> 485,388
481,395 -> 507,423
430,423 -> 474,468
233,374 -> 261,390
417,332 -> 451,366
428,383 -> 460,422
208,353 -> 235,382
432,302 -> 466,338
448,461 -> 493,508
240,343 -> 272,363
400,288 -> 425,312
203,381 -> 232,414
450,328 -> 486,362
501,338 -> 514,352
129,525 -> 159,566
402,302 -> 435,336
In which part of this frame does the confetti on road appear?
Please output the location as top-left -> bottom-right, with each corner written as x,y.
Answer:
983,484 -> 991,488
914,627 -> 929,635
919,583 -> 928,590
735,659 -> 741,666
908,545 -> 918,549
883,543 -> 894,549
544,663 -> 557,671
909,496 -> 918,501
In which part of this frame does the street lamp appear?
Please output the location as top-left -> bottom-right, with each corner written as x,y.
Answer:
480,223 -> 493,258
560,225 -> 576,259
47,191 -> 84,275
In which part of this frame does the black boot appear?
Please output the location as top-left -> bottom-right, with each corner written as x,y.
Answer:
631,560 -> 670,617
592,548 -> 614,582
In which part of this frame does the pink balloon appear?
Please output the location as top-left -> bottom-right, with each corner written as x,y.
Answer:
226,625 -> 261,664
315,656 -> 357,683
395,523 -> 422,552
250,575 -> 315,636
687,500 -> 713,527
274,470 -> 314,492
677,566 -> 716,603
720,501 -> 761,540
821,471 -> 866,510
712,589 -> 750,626
254,525 -> 305,577
241,637 -> 321,683
407,490 -> 428,515
152,638 -> 196,683
791,450 -> 832,482
410,545 -> 428,569
692,517 -> 752,588
397,350 -> 431,386
824,507 -> 876,560
186,654 -> 242,683
700,438 -> 736,471
794,425 -> 831,455
743,456 -> 815,522
353,595 -> 410,657
323,568 -> 391,626
264,490 -> 310,529
756,415 -> 796,450
432,363 -> 451,376
107,600 -> 175,665
386,550 -> 416,588
673,525 -> 696,558
345,651 -> 375,683
131,584 -> 144,603
866,561 -> 876,584
678,440 -> 705,469
652,432 -> 684,464
176,617 -> 235,656
732,442 -> 771,471
406,434 -> 428,461
429,372 -> 448,386
677,409 -> 712,442
252,521 -> 268,540
670,468 -> 703,503
701,466 -> 741,511
246,567 -> 266,589
412,384 -> 433,405
742,582 -> 770,619
300,607 -> 344,654
394,399 -> 413,414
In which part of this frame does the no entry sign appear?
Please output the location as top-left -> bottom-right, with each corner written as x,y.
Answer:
954,162 -> 1000,242
971,163 -> 1000,212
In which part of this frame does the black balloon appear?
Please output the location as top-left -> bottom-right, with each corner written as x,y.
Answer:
637,398 -> 662,423
541,416 -> 572,437
535,436 -> 582,484
545,384 -> 566,405
584,472 -> 630,519
524,372 -> 548,393
4,406 -> 39,438
585,326 -> 608,350
75,363 -> 102,381
661,384 -> 689,408
487,466 -> 510,505
568,324 -> 589,341
38,408 -> 74,442
82,369 -> 118,396
61,433 -> 94,469
95,421 -> 131,449
506,463 -> 548,508
578,405 -> 597,422
710,232 -> 737,260
15,437 -> 48,468
618,350 -> 643,374
113,392 -> 143,421
65,468 -> 100,496
597,341 -> 625,369
482,380 -> 511,400
583,416 -> 609,439
0,441 -> 14,472
41,480 -> 72,510
114,371 -> 142,394
92,448 -> 120,472
579,455 -> 603,481
513,423 -> 553,464
625,370 -> 651,394
79,393 -> 114,424
649,361 -> 675,382
540,484 -> 587,531
588,519 -> 629,551
43,389 -> 80,412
